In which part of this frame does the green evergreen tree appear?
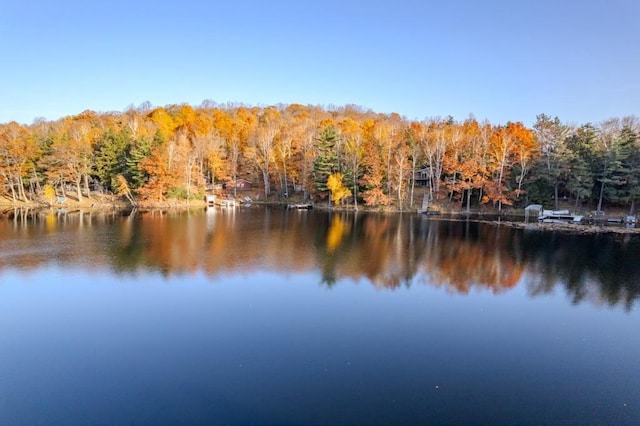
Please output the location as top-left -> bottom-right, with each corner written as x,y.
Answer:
593,122 -> 630,212
565,150 -> 592,209
531,114 -> 570,209
313,127 -> 340,201
565,124 -> 599,209
94,128 -> 131,191
611,126 -> 640,213
126,131 -> 163,189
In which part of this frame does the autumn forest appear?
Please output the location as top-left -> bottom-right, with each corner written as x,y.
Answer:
1,102 -> 639,212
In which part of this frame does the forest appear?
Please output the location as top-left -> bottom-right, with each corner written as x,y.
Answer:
0,102 -> 638,212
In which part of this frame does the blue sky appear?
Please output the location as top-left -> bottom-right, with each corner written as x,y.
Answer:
1,0 -> 638,126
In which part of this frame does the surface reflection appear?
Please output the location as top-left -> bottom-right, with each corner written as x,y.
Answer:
1,207 -> 640,425
1,207 -> 639,310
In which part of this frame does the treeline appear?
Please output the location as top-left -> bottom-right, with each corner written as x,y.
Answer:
0,102 -> 638,211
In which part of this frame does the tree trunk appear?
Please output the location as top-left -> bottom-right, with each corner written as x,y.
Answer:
427,163 -> 434,201
18,175 -> 29,201
386,140 -> 392,197
83,173 -> 91,198
497,163 -> 505,212
9,177 -> 17,203
262,169 -> 270,198
231,142 -> 239,198
449,172 -> 456,202
32,166 -> 41,192
397,163 -> 404,210
186,164 -> 192,199
517,168 -> 526,199
76,177 -> 83,203
352,169 -> 358,210
409,156 -> 416,207
597,181 -> 605,213
282,156 -> 288,197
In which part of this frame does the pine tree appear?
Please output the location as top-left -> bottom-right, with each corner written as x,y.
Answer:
532,114 -> 570,209
126,133 -> 160,189
565,124 -> 599,209
594,122 -> 629,212
313,127 -> 340,201
612,126 -> 640,213
94,128 -> 131,191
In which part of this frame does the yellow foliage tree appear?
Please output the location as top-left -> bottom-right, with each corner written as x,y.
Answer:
43,184 -> 56,205
327,173 -> 352,205
114,174 -> 137,207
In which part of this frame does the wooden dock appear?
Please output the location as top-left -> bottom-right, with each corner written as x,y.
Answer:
525,205 -> 583,223
287,203 -> 313,210
417,194 -> 440,215
538,210 -> 584,223
417,194 -> 429,214
205,195 -> 236,208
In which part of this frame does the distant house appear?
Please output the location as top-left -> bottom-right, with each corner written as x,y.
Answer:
414,167 -> 431,187
224,178 -> 253,190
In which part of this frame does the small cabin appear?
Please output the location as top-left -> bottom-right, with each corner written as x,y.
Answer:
413,167 -> 430,187
224,178 -> 252,190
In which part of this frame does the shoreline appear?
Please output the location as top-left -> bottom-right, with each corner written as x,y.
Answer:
433,216 -> 640,236
2,199 -> 639,237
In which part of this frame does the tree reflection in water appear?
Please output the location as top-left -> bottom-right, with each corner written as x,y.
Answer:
1,207 -> 639,310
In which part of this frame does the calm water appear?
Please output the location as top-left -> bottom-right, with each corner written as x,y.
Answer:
0,207 -> 639,425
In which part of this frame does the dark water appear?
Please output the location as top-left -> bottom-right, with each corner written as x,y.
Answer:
0,207 -> 639,425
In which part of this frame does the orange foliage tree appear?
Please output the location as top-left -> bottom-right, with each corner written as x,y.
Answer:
485,122 -> 537,210
0,122 -> 39,202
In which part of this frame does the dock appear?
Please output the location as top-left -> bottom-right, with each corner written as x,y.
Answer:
287,203 -> 313,210
538,210 -> 583,223
417,194 -> 440,215
205,195 -> 236,208
417,194 -> 429,214
525,205 -> 583,223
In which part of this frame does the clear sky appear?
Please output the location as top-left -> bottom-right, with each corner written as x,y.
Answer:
1,0 -> 638,126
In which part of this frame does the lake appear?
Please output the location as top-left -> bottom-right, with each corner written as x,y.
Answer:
0,207 -> 638,425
